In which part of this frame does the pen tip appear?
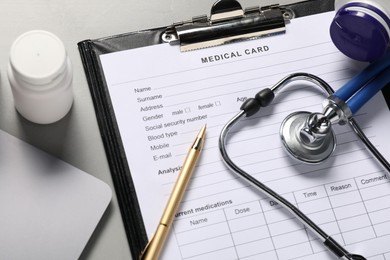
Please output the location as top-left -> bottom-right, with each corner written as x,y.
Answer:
198,124 -> 206,137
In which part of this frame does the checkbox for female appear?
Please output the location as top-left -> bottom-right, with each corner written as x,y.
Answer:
185,107 -> 191,113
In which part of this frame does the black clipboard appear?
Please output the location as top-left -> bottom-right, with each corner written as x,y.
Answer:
77,1 -> 335,258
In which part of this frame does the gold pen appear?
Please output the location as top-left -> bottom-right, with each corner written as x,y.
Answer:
140,125 -> 206,260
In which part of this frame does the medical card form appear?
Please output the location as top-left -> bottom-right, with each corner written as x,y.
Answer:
100,12 -> 390,260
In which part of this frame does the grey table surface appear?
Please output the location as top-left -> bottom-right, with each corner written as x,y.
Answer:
0,0 -> 299,259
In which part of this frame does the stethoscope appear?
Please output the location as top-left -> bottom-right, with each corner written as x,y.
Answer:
219,54 -> 390,260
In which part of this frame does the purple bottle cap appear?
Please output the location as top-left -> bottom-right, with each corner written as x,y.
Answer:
330,3 -> 390,62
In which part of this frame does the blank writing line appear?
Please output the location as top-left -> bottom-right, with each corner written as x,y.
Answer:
164,70 -> 348,108
163,56 -> 345,97
177,154 -> 374,203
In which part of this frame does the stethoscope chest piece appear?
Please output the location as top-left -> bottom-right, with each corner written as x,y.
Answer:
280,111 -> 336,164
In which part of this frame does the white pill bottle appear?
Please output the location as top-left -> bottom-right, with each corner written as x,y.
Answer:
330,0 -> 390,61
8,30 -> 73,124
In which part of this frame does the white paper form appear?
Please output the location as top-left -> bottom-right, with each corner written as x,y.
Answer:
100,12 -> 390,260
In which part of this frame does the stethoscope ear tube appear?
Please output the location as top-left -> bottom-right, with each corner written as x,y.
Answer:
335,52 -> 390,100
239,88 -> 274,117
334,52 -> 390,114
345,66 -> 390,114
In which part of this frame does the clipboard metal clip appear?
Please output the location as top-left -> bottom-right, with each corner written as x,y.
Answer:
162,0 -> 292,52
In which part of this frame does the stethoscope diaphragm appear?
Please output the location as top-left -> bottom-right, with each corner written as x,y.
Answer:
280,111 -> 336,163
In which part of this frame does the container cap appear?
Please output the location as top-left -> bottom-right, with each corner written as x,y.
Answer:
9,30 -> 67,85
330,4 -> 390,62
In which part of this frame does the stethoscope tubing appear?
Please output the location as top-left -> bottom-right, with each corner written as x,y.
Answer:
219,111 -> 361,259
335,52 -> 390,114
346,66 -> 390,114
219,111 -> 335,245
348,117 -> 390,173
218,72 -> 390,259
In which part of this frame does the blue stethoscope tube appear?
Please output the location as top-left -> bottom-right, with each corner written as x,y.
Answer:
335,53 -> 390,114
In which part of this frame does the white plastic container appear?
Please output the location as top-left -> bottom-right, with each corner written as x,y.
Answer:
330,0 -> 390,61
8,30 -> 73,124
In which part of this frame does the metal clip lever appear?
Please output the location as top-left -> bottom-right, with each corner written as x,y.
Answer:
162,0 -> 291,51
